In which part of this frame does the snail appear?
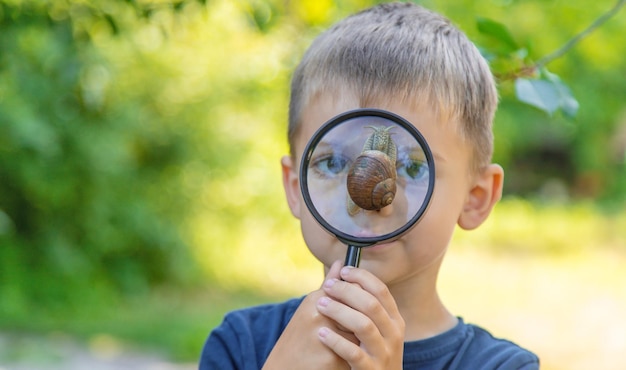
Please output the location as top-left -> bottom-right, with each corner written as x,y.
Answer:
346,126 -> 397,215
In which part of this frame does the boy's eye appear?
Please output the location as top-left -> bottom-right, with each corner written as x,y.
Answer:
311,154 -> 350,178
397,159 -> 428,181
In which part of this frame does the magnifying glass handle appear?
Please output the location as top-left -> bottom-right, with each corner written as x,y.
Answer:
344,245 -> 361,268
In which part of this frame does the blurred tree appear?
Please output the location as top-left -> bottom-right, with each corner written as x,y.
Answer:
466,0 -> 626,204
231,0 -> 626,202
0,0 -> 203,315
0,0 -> 624,324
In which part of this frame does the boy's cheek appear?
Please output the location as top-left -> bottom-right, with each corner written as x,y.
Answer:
302,223 -> 347,267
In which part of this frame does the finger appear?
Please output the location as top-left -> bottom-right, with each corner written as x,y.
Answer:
322,260 -> 344,286
317,294 -> 385,354
329,268 -> 404,341
318,326 -> 369,369
340,267 -> 403,323
322,278 -> 390,339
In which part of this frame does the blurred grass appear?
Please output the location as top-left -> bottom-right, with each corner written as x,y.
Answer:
455,198 -> 626,254
2,199 -> 624,370
0,285 -> 283,363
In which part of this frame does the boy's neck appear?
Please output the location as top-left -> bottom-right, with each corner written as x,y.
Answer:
388,261 -> 458,342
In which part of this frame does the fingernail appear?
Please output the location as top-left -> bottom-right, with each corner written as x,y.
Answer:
318,327 -> 330,338
340,266 -> 352,277
324,278 -> 336,289
318,296 -> 330,307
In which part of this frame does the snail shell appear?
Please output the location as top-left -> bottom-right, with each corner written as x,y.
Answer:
347,150 -> 397,211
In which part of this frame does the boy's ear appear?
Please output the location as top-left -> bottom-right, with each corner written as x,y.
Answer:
281,155 -> 302,219
458,164 -> 504,230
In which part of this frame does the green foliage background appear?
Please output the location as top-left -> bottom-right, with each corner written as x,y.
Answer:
0,0 -> 625,365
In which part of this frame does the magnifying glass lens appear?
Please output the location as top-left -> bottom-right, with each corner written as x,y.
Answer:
302,110 -> 434,246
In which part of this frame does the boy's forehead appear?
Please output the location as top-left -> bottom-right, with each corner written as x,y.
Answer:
293,92 -> 470,171
300,94 -> 361,137
296,93 -> 456,147
292,92 -> 356,156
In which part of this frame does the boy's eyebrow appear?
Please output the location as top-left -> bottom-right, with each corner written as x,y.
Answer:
312,137 -> 447,164
313,141 -> 344,153
314,138 -> 362,154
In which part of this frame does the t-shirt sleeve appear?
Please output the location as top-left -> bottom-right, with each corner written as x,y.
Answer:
492,350 -> 539,370
200,315 -> 251,370
464,325 -> 540,370
198,298 -> 303,370
503,350 -> 540,370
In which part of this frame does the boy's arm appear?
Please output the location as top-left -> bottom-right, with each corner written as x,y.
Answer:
262,261 -> 354,370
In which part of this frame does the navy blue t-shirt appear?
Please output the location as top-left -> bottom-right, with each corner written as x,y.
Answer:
200,297 -> 539,369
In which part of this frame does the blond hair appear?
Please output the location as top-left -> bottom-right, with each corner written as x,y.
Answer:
288,2 -> 498,172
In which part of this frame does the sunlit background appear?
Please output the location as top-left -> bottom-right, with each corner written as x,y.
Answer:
1,0 -> 625,369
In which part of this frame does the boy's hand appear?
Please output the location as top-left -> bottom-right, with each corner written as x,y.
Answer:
262,260 -> 356,370
316,266 -> 405,370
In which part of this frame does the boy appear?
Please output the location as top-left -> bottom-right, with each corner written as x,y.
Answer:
201,2 -> 539,369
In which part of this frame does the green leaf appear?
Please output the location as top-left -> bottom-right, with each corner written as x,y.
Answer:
476,17 -> 519,53
541,69 -> 579,118
514,75 -> 579,117
515,78 -> 560,115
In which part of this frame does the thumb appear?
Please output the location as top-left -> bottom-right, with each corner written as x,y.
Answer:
323,260 -> 344,285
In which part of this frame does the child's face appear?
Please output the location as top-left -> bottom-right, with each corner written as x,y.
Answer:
282,92 -> 476,286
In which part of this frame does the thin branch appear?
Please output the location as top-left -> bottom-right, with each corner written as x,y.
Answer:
496,0 -> 625,81
535,0 -> 626,69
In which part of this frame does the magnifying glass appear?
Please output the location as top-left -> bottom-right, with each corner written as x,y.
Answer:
300,109 -> 436,268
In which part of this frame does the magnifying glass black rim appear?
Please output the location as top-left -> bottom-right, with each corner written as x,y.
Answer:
299,108 -> 436,247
